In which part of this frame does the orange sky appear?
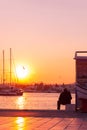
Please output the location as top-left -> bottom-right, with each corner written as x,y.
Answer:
0,0 -> 87,84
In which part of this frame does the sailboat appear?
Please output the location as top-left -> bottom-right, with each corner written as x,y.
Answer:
0,48 -> 23,96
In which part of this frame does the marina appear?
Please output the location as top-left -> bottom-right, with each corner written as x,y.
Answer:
0,48 -> 23,96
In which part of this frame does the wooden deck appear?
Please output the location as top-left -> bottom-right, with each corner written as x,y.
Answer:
0,109 -> 87,129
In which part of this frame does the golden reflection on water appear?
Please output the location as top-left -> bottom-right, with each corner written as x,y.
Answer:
15,117 -> 25,130
16,97 -> 25,109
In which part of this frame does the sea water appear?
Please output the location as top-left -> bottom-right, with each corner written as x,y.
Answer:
0,93 -> 75,110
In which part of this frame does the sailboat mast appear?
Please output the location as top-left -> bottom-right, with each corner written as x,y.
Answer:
3,50 -> 5,85
10,48 -> 12,85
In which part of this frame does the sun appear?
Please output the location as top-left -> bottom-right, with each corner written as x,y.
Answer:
15,65 -> 29,79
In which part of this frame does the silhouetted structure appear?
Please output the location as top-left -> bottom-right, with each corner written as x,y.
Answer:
74,51 -> 87,112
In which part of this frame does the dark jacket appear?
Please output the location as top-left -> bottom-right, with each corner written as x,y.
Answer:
58,89 -> 72,105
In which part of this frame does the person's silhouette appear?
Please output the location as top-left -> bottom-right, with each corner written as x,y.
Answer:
57,88 -> 72,110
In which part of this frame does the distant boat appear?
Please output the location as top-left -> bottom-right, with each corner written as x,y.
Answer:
0,85 -> 23,96
0,48 -> 23,96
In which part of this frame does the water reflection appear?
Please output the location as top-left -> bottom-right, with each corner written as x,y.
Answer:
0,93 -> 75,110
15,117 -> 25,130
16,97 -> 25,109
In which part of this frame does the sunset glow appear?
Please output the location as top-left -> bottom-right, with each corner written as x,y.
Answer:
0,1 -> 87,84
15,64 -> 31,81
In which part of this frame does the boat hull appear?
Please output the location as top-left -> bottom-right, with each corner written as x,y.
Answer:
0,86 -> 23,96
0,93 -> 23,96
0,92 -> 23,96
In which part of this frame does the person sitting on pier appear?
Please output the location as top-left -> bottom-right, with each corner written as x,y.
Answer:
57,88 -> 72,110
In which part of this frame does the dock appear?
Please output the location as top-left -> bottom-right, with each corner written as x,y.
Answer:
0,109 -> 87,129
